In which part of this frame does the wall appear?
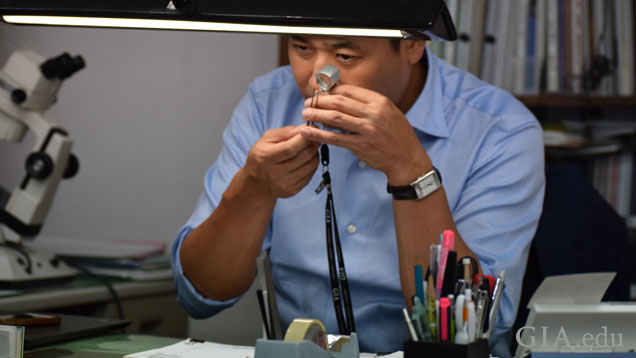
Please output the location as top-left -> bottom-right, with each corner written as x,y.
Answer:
0,23 -> 278,344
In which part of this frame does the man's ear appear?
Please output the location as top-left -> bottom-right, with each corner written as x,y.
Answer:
402,39 -> 427,65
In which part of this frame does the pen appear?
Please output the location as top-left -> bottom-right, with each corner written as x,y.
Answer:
436,230 -> 454,299
448,294 -> 455,343
454,293 -> 465,332
256,289 -> 271,339
403,308 -> 419,342
484,270 -> 506,339
463,288 -> 475,342
474,289 -> 489,337
454,293 -> 469,344
441,250 -> 457,297
435,299 -> 440,341
412,296 -> 431,342
463,257 -> 472,283
466,299 -> 476,343
427,277 -> 437,341
414,258 -> 424,303
429,244 -> 438,287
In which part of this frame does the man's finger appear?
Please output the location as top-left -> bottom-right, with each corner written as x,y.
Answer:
301,107 -> 366,134
280,142 -> 320,172
263,125 -> 301,142
330,84 -> 385,104
269,132 -> 314,163
304,94 -> 367,118
300,126 -> 357,150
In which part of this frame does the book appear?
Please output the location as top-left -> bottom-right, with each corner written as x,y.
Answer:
513,0 -> 531,94
504,0 -> 522,91
615,0 -> 635,95
490,0 -> 512,89
545,0 -> 560,92
443,0 -> 459,65
454,0 -> 474,71
467,0 -> 487,75
532,0 -> 547,94
590,0 -> 617,95
480,0 -> 501,83
570,0 -> 586,94
0,324 -> 24,358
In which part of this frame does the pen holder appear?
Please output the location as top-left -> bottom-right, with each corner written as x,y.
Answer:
403,338 -> 489,358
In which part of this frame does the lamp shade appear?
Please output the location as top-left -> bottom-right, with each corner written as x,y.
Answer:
0,0 -> 457,40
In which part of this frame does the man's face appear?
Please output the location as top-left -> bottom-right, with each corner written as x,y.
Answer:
288,36 -> 420,105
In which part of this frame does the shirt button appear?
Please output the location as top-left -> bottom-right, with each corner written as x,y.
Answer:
347,224 -> 357,234
358,161 -> 367,168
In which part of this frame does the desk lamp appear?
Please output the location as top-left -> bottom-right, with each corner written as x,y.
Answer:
0,0 -> 456,287
0,0 -> 456,40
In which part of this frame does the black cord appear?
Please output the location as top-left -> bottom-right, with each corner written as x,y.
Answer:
318,144 -> 355,335
309,85 -> 356,334
73,264 -> 125,321
327,184 -> 355,333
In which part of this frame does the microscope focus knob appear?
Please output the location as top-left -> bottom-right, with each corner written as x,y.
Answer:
25,152 -> 54,179
63,153 -> 80,179
11,89 -> 27,104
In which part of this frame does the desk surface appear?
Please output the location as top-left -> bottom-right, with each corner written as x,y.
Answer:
0,276 -> 174,312
25,334 -> 182,358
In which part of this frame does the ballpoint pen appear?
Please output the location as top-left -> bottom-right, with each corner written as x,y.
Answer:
484,270 -> 506,339
474,289 -> 489,338
403,308 -> 419,342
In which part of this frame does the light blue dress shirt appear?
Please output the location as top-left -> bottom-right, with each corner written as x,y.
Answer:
171,47 -> 545,355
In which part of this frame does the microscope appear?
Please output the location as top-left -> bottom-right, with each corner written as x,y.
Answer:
0,50 -> 84,287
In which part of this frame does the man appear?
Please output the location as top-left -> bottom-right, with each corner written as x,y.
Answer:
171,35 -> 545,356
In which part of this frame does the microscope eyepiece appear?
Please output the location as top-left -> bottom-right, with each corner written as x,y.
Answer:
40,53 -> 85,80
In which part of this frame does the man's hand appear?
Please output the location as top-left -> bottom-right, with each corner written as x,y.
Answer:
300,84 -> 432,185
244,125 -> 320,198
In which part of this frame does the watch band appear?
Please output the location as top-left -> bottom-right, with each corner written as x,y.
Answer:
386,167 -> 443,200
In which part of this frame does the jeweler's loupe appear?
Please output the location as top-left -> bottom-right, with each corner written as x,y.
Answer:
315,65 -> 340,92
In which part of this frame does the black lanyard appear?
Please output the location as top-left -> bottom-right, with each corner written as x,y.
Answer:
315,143 -> 355,335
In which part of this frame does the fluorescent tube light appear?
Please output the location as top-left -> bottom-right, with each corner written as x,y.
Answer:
2,15 -> 404,38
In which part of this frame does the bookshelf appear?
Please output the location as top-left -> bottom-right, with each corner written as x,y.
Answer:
517,96 -> 636,107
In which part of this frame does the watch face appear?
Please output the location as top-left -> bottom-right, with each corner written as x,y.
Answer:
414,172 -> 441,198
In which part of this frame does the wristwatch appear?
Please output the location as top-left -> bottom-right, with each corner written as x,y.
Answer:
386,167 -> 443,200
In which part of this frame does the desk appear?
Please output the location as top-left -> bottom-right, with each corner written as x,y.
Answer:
0,276 -> 188,337
25,334 -> 183,358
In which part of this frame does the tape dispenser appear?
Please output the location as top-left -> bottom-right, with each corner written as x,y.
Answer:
255,318 -> 359,358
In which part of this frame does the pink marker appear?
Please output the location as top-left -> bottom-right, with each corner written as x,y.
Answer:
440,297 -> 451,342
436,230 -> 455,299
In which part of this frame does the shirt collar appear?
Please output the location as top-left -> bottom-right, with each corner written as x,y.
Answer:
404,46 -> 450,138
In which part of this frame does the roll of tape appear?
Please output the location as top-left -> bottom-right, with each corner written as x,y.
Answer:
283,318 -> 328,350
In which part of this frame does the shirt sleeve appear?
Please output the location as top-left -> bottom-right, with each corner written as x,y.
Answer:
453,114 -> 545,348
170,84 -> 270,318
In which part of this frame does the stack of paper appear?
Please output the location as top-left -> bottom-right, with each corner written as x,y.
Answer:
26,236 -> 172,281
